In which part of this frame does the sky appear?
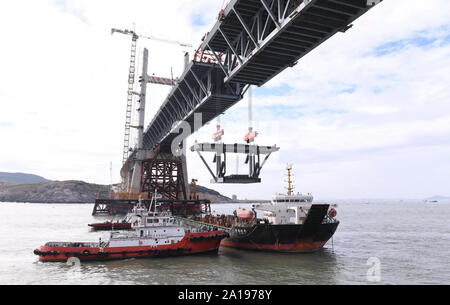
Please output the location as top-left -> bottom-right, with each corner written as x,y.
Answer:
1,0 -> 450,200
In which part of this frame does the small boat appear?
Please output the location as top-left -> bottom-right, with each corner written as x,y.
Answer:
34,197 -> 228,262
88,221 -> 132,231
88,212 -> 139,231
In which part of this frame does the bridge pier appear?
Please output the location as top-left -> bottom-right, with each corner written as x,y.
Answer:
95,145 -> 191,216
140,146 -> 188,201
92,198 -> 211,216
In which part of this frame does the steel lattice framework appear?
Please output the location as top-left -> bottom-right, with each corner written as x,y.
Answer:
202,0 -> 381,85
141,154 -> 187,200
129,0 -> 380,160
141,63 -> 245,151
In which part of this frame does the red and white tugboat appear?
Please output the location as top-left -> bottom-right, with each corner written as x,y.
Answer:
34,197 -> 228,262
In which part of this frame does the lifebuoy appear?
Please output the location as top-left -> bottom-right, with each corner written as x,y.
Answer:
328,208 -> 337,218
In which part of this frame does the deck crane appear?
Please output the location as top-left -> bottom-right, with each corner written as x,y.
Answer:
111,27 -> 193,165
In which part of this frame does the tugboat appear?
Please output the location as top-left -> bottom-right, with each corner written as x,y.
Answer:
219,165 -> 339,252
34,196 -> 228,262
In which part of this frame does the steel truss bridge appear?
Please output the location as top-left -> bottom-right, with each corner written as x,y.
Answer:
113,0 -> 381,208
139,0 -> 381,152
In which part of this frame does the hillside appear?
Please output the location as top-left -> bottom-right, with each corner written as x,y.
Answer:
0,181 -> 110,203
0,172 -> 50,184
196,185 -> 232,203
0,180 -> 231,204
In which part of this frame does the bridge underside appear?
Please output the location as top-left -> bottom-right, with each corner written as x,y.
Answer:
202,0 -> 381,86
142,62 -> 245,151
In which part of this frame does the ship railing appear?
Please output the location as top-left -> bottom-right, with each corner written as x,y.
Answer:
322,216 -> 339,224
45,242 -> 99,248
174,217 -> 231,233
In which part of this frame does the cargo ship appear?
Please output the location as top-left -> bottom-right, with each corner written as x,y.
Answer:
34,198 -> 228,262
196,165 -> 339,253
223,166 -> 338,252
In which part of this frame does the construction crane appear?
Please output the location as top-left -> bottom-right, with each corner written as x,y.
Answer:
111,27 -> 193,165
112,28 -> 193,48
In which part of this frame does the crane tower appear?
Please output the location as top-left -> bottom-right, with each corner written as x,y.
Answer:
111,27 -> 193,166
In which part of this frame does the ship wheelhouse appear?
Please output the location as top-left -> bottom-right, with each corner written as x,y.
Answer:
108,207 -> 186,248
272,194 -> 314,204
252,193 -> 337,225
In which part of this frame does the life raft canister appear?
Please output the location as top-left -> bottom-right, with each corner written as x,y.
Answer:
236,208 -> 254,220
328,208 -> 337,218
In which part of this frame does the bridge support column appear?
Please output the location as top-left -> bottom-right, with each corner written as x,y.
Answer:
140,148 -> 188,200
129,163 -> 142,193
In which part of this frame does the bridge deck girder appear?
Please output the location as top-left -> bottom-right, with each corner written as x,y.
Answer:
201,0 -> 380,86
141,62 -> 245,151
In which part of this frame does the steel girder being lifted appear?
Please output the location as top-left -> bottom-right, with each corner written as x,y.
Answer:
191,143 -> 280,184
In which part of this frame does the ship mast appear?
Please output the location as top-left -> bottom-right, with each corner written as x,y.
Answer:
286,164 -> 294,196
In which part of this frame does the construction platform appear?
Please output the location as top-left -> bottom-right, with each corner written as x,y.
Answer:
191,142 -> 280,184
92,198 -> 211,216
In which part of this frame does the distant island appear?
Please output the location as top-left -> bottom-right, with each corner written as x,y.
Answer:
0,172 -> 232,204
0,172 -> 50,184
424,196 -> 450,201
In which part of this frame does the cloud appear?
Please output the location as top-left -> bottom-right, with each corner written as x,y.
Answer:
0,122 -> 13,128
184,0 -> 450,199
52,0 -> 89,24
1,0 -> 449,199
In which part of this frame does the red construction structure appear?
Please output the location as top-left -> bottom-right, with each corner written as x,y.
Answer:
140,149 -> 187,201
